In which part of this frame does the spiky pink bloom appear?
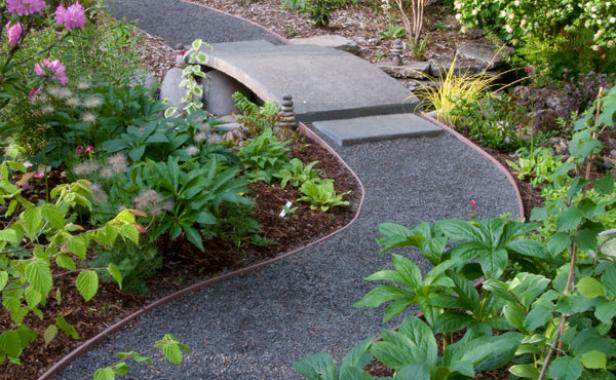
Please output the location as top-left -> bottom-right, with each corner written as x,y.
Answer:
6,22 -> 23,48
85,144 -> 94,155
34,59 -> 69,86
54,2 -> 87,30
75,145 -> 83,156
6,0 -> 45,16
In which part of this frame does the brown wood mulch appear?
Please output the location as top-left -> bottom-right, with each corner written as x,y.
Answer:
0,136 -> 361,380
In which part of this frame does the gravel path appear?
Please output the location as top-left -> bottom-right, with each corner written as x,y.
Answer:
105,0 -> 283,46
58,132 -> 520,379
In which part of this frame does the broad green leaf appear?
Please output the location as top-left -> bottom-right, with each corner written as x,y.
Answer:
503,303 -> 525,331
107,264 -> 123,289
76,271 -> 99,302
394,363 -> 430,380
581,350 -> 607,369
353,286 -> 409,309
557,208 -> 584,232
68,235 -> 89,259
43,325 -> 58,345
595,301 -> 616,324
548,232 -> 571,255
293,352 -> 337,380
56,254 -> 77,271
56,314 -> 80,340
25,259 -> 53,298
0,229 -> 20,245
377,223 -> 421,252
506,239 -> 550,260
0,330 -> 22,358
93,367 -> 115,380
437,219 -> 484,242
24,286 -> 42,308
391,254 -> 422,289
601,264 -> 616,297
183,225 -> 204,252
548,356 -> 583,380
478,248 -> 507,279
524,304 -> 552,332
593,175 -> 614,195
0,271 -> 8,291
339,338 -> 373,378
509,364 -> 539,379
577,277 -> 606,298
155,334 -> 191,366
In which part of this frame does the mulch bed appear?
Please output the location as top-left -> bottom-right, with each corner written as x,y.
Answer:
0,136 -> 360,380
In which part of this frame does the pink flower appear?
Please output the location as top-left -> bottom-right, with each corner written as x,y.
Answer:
6,0 -> 45,15
85,144 -> 94,155
34,59 -> 69,86
54,2 -> 87,30
28,87 -> 40,98
75,145 -> 83,156
6,22 -> 23,48
33,171 -> 45,180
469,199 -> 478,209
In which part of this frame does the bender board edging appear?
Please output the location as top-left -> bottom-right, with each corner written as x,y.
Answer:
420,113 -> 525,218
37,123 -> 365,380
181,0 -> 290,45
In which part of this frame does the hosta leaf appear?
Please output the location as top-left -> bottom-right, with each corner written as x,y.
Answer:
25,259 -> 53,298
581,350 -> 607,369
293,352 -> 337,380
76,271 -> 99,302
577,277 -> 606,298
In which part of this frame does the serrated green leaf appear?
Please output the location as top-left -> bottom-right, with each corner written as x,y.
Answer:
55,314 -> 80,340
557,208 -> 584,232
0,271 -> 8,291
56,254 -> 77,271
107,264 -> 123,289
25,259 -> 52,298
76,271 -> 99,302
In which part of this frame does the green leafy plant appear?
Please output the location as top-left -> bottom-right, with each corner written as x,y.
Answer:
508,147 -> 564,187
379,24 -> 406,40
274,158 -> 320,188
299,179 -> 349,212
232,92 -> 280,135
296,85 -> 616,380
238,128 -> 290,182
93,334 -> 191,379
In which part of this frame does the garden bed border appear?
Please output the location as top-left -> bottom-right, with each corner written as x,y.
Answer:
37,123 -> 364,380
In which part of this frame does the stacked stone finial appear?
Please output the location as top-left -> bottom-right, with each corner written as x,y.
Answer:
392,39 -> 403,66
279,95 -> 298,130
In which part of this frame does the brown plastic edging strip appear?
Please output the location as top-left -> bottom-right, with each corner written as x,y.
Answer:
37,123 -> 364,380
420,113 -> 525,218
180,0 -> 290,45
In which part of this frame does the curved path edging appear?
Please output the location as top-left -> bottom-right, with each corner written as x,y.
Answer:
420,113 -> 525,218
180,0 -> 290,45
37,124 -> 365,380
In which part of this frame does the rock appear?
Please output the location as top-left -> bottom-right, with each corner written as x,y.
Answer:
202,70 -> 251,116
160,67 -> 188,109
456,41 -> 511,70
379,60 -> 430,80
289,35 -> 359,54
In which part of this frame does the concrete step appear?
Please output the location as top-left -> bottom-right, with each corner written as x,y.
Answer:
313,113 -> 443,146
202,41 -> 420,122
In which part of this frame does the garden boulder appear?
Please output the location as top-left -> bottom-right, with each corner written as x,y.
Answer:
289,35 -> 359,54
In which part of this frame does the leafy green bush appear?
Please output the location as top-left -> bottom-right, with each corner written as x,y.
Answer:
232,92 -> 279,135
299,179 -> 349,212
274,158 -> 320,188
281,0 -> 351,26
238,128 -> 291,182
449,93 -> 524,152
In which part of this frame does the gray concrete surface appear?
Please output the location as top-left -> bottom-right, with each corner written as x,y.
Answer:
313,113 -> 443,146
203,41 -> 420,121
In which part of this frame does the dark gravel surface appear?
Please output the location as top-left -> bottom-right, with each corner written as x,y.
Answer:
105,0 -> 283,46
57,132 -> 520,380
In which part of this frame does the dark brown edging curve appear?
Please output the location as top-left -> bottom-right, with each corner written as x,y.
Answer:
37,123 -> 365,380
420,113 -> 525,219
181,0 -> 290,45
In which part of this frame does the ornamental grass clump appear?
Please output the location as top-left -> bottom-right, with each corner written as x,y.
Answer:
419,56 -> 498,123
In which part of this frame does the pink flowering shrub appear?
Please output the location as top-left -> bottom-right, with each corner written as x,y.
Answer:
6,0 -> 46,16
34,58 -> 69,85
55,2 -> 87,30
5,21 -> 23,48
